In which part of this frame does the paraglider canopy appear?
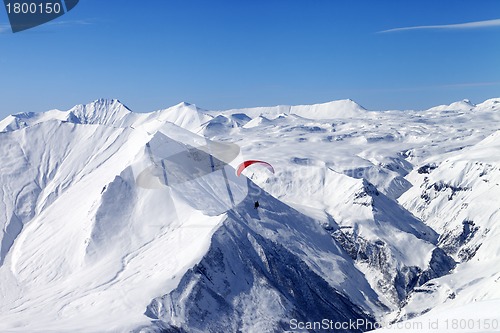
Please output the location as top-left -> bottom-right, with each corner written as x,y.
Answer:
236,160 -> 274,177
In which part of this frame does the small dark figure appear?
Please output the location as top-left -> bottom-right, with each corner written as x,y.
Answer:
254,201 -> 260,209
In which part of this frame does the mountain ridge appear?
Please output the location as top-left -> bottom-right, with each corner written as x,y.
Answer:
2,97 -> 499,133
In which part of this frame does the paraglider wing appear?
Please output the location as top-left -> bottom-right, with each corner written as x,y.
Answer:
236,160 -> 274,176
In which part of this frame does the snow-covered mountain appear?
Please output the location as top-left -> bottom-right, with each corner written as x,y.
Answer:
0,97 -> 499,332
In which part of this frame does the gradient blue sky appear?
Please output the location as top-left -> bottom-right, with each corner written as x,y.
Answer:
0,0 -> 499,117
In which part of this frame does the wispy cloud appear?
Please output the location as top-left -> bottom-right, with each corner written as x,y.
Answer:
439,81 -> 500,88
0,24 -> 10,34
378,18 -> 500,33
0,19 -> 93,34
46,19 -> 93,27
349,81 -> 500,94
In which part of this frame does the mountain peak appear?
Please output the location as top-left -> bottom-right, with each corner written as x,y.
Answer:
68,99 -> 133,125
321,98 -> 366,110
174,101 -> 192,108
427,99 -> 476,112
88,98 -> 130,110
289,98 -> 367,119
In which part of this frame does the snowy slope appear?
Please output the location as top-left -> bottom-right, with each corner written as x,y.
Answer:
0,108 -> 379,332
212,99 -> 367,120
200,97 -> 500,327
143,182 -> 379,332
0,97 -> 499,332
427,99 -> 476,112
395,130 -> 500,320
374,299 -> 500,333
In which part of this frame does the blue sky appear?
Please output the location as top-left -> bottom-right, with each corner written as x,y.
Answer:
0,0 -> 499,117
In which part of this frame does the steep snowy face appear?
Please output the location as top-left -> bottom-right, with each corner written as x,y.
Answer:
0,120 -> 149,265
143,185 -> 381,333
321,172 -> 456,307
259,164 -> 453,308
0,121 -> 165,331
400,131 -> 500,262
395,131 -> 500,320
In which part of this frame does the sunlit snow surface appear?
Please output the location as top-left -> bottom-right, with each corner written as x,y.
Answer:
0,98 -> 499,332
